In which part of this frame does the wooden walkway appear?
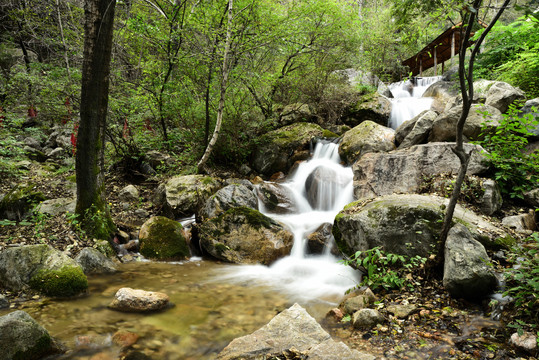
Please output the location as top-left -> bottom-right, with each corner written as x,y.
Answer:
402,21 -> 487,77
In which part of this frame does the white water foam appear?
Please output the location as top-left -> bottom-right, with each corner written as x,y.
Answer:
215,141 -> 360,304
388,76 -> 442,129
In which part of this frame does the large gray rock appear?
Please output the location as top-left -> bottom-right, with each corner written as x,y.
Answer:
153,175 -> 222,218
342,93 -> 393,127
339,120 -> 396,165
333,194 -> 506,258
279,103 -> 313,126
138,216 -> 189,261
36,198 -> 76,217
397,110 -> 438,149
429,104 -> 503,142
108,288 -> 170,312
520,98 -> 539,139
0,310 -> 58,360
479,179 -> 503,216
201,184 -> 258,219
252,122 -> 325,176
352,142 -> 488,200
352,308 -> 384,329
255,182 -> 297,214
485,81 -> 526,114
119,185 -> 139,202
0,244 -> 88,297
423,80 -> 460,113
443,224 -> 497,300
523,188 -> 539,207
502,211 -> 537,232
199,207 -> 293,265
75,247 -> 118,274
217,303 -> 374,360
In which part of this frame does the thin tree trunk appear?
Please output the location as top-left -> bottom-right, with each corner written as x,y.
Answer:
436,0 -> 511,267
76,0 -> 116,238
56,0 -> 70,77
197,0 -> 233,173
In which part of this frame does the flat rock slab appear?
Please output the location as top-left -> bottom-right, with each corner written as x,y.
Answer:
108,288 -> 170,312
217,303 -> 374,360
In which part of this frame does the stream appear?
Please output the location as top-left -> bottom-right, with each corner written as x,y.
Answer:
0,141 -> 362,359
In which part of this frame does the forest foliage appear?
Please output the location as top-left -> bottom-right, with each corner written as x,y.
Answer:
0,0 -> 536,174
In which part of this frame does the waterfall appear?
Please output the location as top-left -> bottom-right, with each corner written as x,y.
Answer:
217,141 -> 360,304
388,76 -> 442,129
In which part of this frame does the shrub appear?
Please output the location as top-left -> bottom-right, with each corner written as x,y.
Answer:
504,232 -> 539,334
477,105 -> 539,199
341,246 -> 426,292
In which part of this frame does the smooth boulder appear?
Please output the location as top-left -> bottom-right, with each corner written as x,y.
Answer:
217,303 -> 374,360
485,81 -> 526,114
201,184 -> 258,219
153,175 -> 222,218
429,104 -> 503,142
338,120 -> 396,165
0,244 -> 87,297
443,224 -> 497,300
423,80 -> 460,113
333,194 -> 506,258
198,207 -> 293,265
255,182 -> 297,214
252,122 -> 325,176
396,110 -> 438,149
109,288 -> 170,312
75,247 -> 118,274
138,216 -> 189,260
352,142 -> 488,200
0,310 -> 58,360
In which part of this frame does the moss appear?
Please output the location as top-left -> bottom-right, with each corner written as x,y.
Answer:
140,217 -> 189,260
224,206 -> 276,229
0,184 -> 46,220
30,266 -> 88,297
13,333 -> 52,360
201,176 -> 216,186
94,239 -> 115,257
322,129 -> 338,138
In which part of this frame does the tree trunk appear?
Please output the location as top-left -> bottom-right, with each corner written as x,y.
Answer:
197,0 -> 233,173
436,0 -> 511,267
75,0 -> 116,239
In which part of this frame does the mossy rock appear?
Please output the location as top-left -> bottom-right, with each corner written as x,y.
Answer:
0,310 -> 57,360
94,239 -> 116,257
139,216 -> 189,261
338,120 -> 396,165
252,122 -> 325,176
333,194 -> 507,258
0,184 -> 46,221
29,266 -> 88,297
0,244 -> 88,297
198,206 -> 293,265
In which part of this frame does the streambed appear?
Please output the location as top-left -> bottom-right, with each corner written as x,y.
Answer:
1,259 -> 347,359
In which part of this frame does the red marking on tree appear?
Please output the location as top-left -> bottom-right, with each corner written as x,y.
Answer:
122,118 -> 130,139
71,122 -> 79,155
28,106 -> 37,118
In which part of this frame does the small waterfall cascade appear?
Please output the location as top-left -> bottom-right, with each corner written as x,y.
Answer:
217,141 -> 360,303
388,76 -> 442,129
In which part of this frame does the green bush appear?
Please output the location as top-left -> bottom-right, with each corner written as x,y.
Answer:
341,246 -> 426,292
475,17 -> 539,98
476,105 -> 539,199
504,232 -> 539,334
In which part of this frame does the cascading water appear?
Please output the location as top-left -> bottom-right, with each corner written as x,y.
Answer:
216,141 -> 360,304
388,76 -> 442,129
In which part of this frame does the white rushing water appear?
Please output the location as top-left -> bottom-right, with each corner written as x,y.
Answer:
388,76 -> 442,129
217,141 -> 360,304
